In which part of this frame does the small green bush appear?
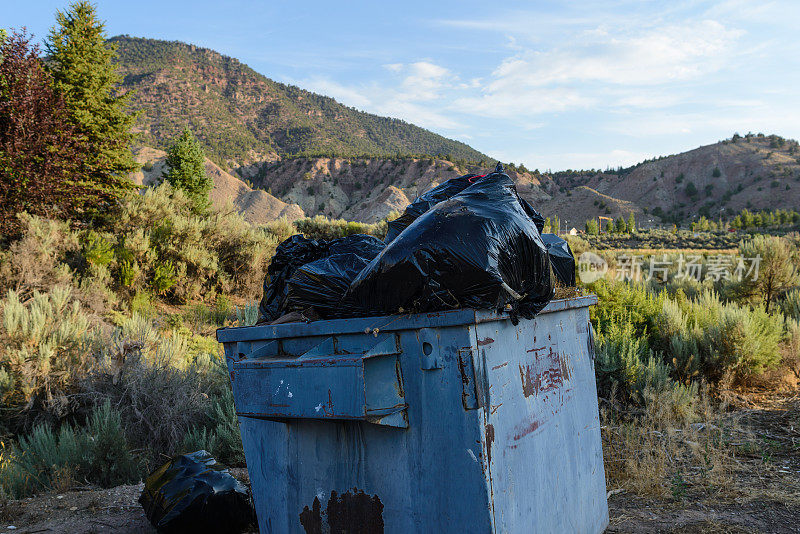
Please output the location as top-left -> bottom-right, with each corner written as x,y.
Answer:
0,401 -> 139,497
294,215 -> 386,240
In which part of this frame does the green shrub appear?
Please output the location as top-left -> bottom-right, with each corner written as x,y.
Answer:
235,301 -> 259,327
82,232 -> 114,266
151,260 -> 177,294
594,315 -> 698,416
114,183 -> 274,301
592,280 -> 785,387
781,288 -> 800,320
294,215 -> 386,240
0,401 -> 139,497
0,287 -> 97,423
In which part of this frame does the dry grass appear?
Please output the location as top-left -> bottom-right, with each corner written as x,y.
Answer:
603,384 -> 800,510
601,386 -> 737,499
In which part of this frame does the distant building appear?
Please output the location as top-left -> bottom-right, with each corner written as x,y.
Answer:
568,227 -> 578,236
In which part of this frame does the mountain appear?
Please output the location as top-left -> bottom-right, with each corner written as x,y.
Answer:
111,36 -> 488,169
112,38 -> 798,228
540,134 -> 800,228
129,147 -> 304,224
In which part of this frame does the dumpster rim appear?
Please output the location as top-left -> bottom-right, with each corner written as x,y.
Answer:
216,295 -> 597,343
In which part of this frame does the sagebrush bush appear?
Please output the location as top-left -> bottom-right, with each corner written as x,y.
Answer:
114,183 -> 276,301
0,287 -> 99,429
294,214 -> 387,240
594,315 -> 698,415
0,401 -> 140,497
658,290 -> 783,381
782,288 -> 800,320
592,279 -> 785,393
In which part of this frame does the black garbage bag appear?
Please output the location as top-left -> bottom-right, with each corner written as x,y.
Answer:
258,235 -> 327,323
385,168 -> 545,244
342,169 -> 554,321
286,234 -> 384,318
139,450 -> 255,534
259,234 -> 385,322
541,233 -> 576,286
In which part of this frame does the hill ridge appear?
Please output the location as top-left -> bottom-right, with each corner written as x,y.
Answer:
111,35 -> 488,169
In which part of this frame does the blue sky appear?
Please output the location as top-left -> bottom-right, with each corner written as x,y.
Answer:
6,0 -> 800,170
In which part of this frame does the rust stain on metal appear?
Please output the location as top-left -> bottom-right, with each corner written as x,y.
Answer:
526,346 -> 545,353
393,359 -> 405,397
512,418 -> 541,441
327,489 -> 384,533
477,337 -> 495,346
519,363 -> 536,398
490,403 -> 503,415
322,389 -> 336,417
491,361 -> 508,370
300,497 -> 323,534
519,348 -> 573,398
485,424 -> 495,467
229,370 -> 235,382
301,489 -> 384,533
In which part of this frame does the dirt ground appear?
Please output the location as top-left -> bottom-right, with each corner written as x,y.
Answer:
3,396 -> 798,534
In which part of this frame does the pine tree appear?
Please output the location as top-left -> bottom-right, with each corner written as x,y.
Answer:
627,212 -> 636,233
163,128 -> 212,213
46,1 -> 136,214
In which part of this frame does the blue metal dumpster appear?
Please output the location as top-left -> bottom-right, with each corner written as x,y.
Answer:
216,295 -> 608,533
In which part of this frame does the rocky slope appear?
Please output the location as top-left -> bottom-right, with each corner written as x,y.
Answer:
249,157 -> 553,223
130,134 -> 800,229
130,147 -> 304,224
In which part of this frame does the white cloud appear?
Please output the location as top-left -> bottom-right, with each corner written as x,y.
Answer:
452,88 -> 594,119
298,61 -> 463,131
438,18 -> 744,121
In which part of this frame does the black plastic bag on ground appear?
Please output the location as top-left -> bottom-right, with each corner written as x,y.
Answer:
385,168 -> 545,244
259,234 -> 384,322
139,450 -> 255,534
342,170 -> 554,321
286,234 -> 384,318
541,233 -> 576,286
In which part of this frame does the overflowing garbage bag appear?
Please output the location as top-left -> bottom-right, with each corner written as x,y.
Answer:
385,171 -> 545,243
541,233 -> 576,286
258,163 -> 560,324
258,235 -> 328,322
258,234 -> 384,322
342,167 -> 554,321
139,450 -> 256,534
285,234 -> 384,319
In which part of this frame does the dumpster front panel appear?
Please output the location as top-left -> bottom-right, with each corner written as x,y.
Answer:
231,322 -> 494,534
475,306 -> 609,533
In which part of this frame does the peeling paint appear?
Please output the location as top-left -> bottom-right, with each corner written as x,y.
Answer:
519,348 -> 573,398
486,423 -> 495,467
477,337 -> 495,346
